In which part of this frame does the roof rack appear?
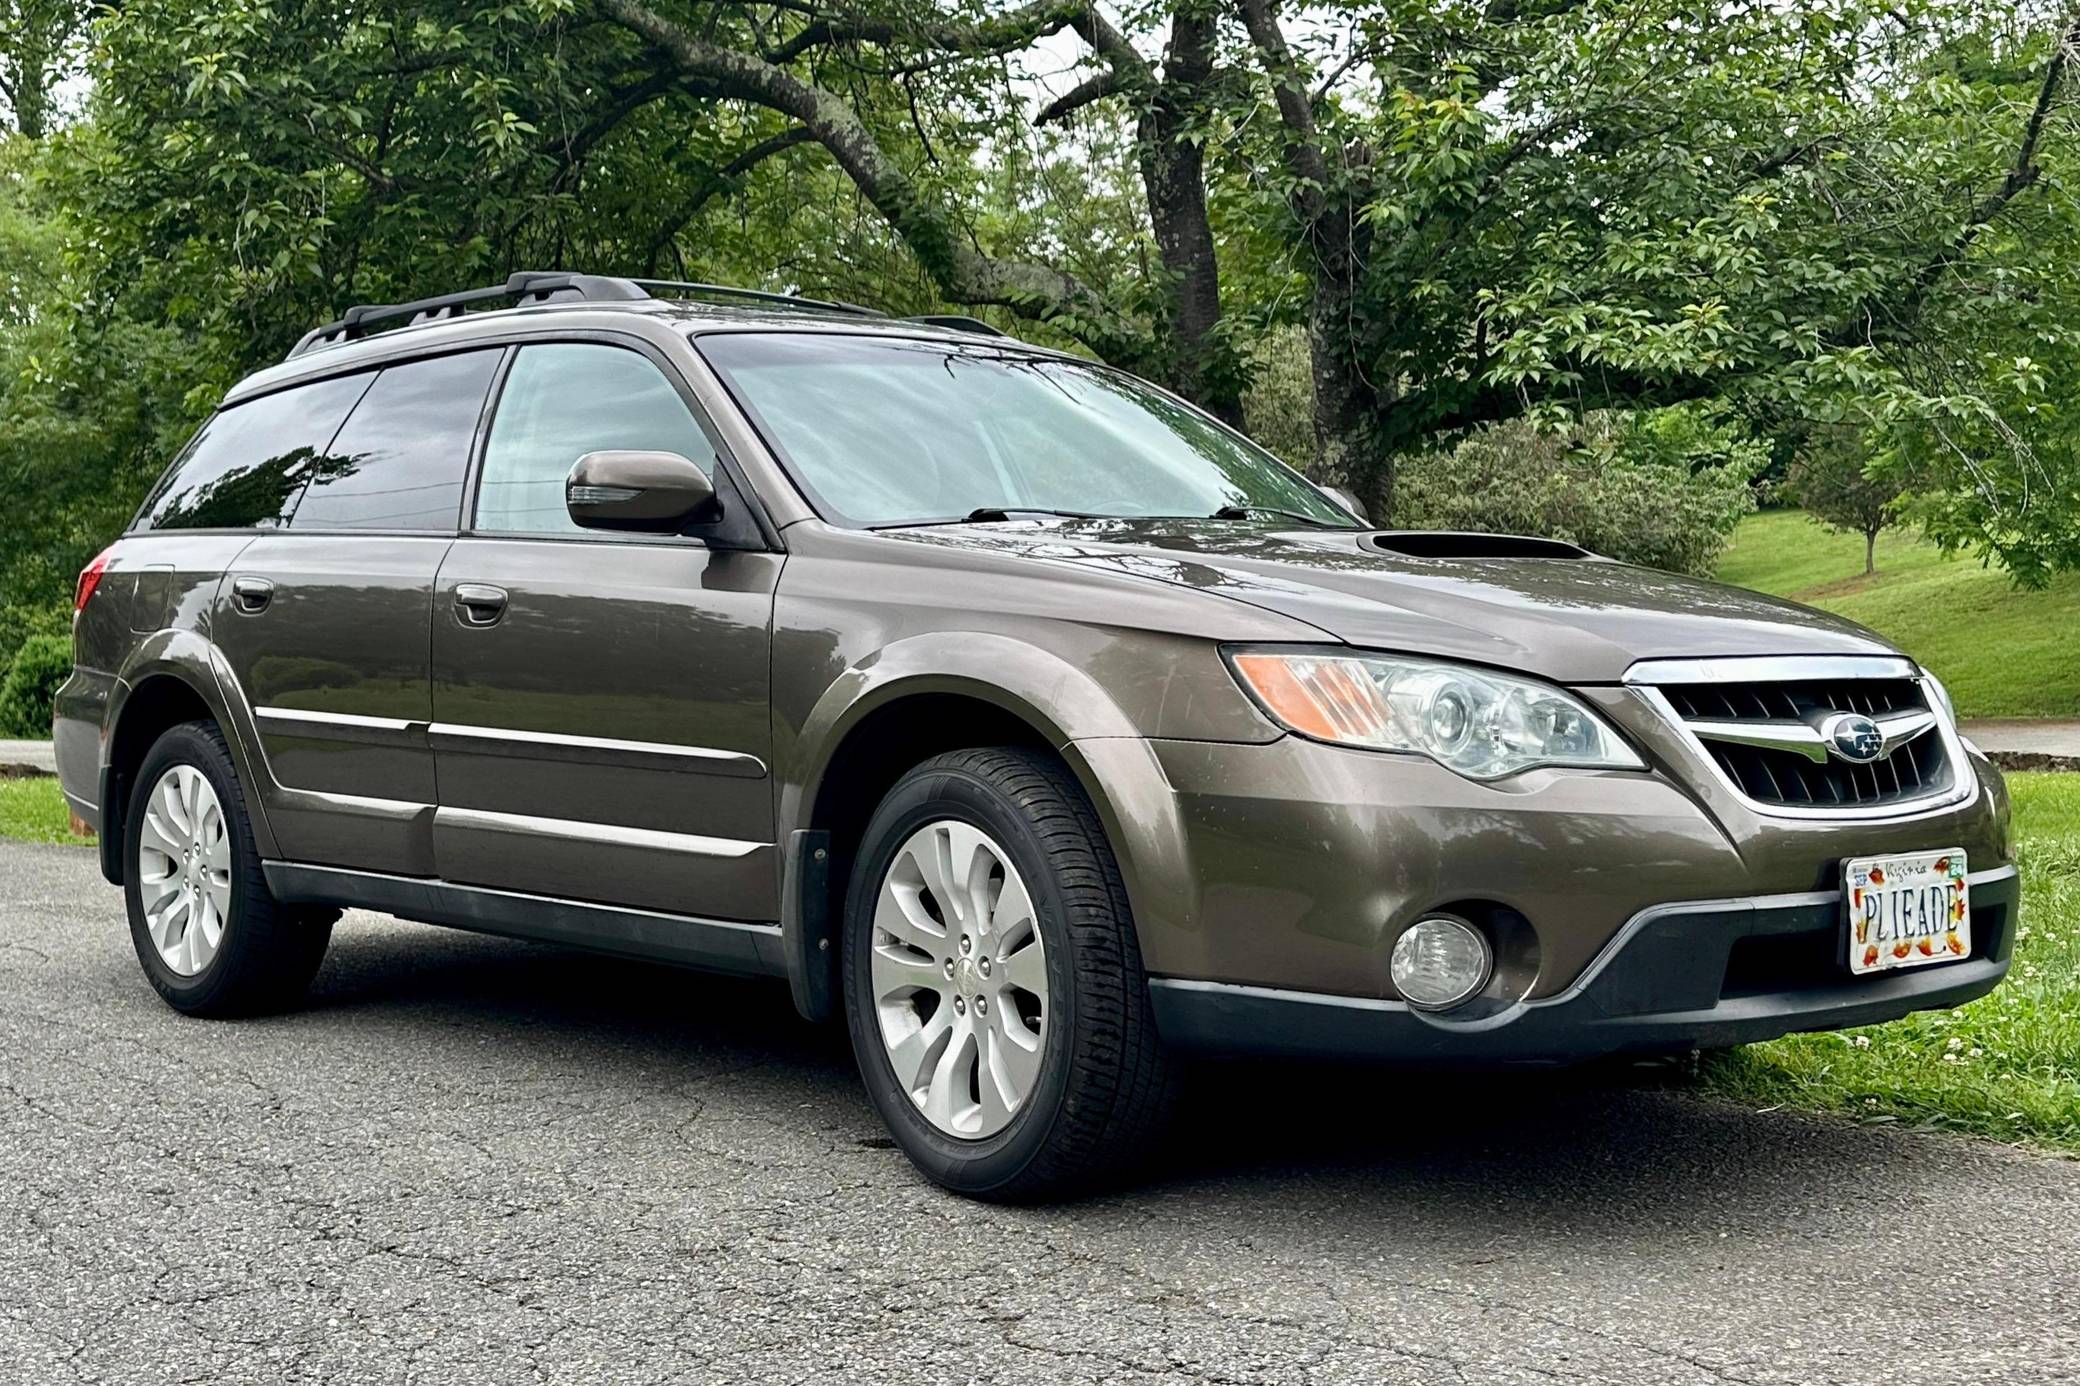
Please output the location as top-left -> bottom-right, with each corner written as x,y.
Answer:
286,271 -> 1013,361
286,271 -> 888,360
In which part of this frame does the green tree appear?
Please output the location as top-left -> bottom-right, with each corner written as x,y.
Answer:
1224,0 -> 2080,522
1789,435 -> 1907,576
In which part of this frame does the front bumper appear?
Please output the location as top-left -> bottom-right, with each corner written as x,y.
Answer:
1149,866 -> 2019,1063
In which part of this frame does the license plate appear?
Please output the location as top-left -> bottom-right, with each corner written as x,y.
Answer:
1845,849 -> 1969,975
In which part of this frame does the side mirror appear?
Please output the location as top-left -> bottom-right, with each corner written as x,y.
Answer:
566,450 -> 722,532
1326,485 -> 1371,526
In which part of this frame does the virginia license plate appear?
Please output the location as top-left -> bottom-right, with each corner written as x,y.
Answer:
1846,849 -> 1969,975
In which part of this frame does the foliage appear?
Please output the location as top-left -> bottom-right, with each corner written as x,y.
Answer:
1218,0 -> 2080,532
0,631 -> 70,736
0,601 -> 65,671
1395,411 -> 1760,575
0,0 -> 2076,591
1240,325 -> 1314,469
1695,771 -> 2080,1155
1716,510 -> 2080,719
1788,432 -> 1907,573
0,137 -> 196,607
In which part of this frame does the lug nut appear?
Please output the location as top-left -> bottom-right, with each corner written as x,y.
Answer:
978,957 -> 991,977
943,961 -> 955,979
960,936 -> 972,955
975,997 -> 988,1016
954,997 -> 966,1015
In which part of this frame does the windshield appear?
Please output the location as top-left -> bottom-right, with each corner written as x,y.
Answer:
695,332 -> 1356,528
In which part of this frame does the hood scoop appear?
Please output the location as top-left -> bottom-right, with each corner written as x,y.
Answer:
1364,530 -> 1592,560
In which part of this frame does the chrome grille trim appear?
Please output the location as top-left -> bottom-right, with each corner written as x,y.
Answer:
1624,657 -> 1975,820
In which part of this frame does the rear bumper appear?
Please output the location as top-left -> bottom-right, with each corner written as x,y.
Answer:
1149,866 -> 2019,1063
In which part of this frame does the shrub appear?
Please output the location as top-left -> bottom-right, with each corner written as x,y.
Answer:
0,632 -> 75,737
1395,411 -> 1761,575
0,602 -> 67,673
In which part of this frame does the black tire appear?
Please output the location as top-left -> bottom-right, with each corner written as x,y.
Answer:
123,720 -> 334,1017
841,746 -> 1174,1200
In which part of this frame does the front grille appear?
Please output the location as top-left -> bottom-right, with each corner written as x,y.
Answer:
1650,673 -> 1955,812
1660,678 -> 1923,721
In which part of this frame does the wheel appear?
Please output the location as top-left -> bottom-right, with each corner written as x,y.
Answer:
841,747 -> 1174,1200
123,720 -> 334,1017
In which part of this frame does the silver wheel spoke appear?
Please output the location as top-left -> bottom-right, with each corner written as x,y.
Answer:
985,868 -> 1035,947
872,878 -> 946,957
873,817 -> 1049,1140
920,1017 -> 978,1133
882,1004 -> 954,1096
871,940 -> 943,1006
139,807 -> 185,864
998,940 -> 1047,997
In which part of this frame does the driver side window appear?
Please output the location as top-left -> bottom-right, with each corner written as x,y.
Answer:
474,343 -> 717,536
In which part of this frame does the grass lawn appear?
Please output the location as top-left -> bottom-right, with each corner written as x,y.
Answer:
0,776 -> 90,846
1695,771 -> 2080,1152
1715,510 -> 2080,719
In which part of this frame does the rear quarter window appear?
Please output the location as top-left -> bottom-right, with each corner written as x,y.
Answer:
290,350 -> 502,532
138,373 -> 373,531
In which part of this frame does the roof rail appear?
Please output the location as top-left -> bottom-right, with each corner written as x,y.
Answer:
904,314 -> 1008,338
287,272 -> 655,359
625,279 -> 886,319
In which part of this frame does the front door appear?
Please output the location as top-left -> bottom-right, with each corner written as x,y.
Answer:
213,348 -> 503,875
429,340 -> 783,921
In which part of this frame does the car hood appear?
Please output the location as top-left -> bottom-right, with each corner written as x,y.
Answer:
881,519 -> 1900,684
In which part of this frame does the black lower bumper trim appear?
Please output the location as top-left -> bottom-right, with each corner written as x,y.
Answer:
1151,868 -> 2020,1063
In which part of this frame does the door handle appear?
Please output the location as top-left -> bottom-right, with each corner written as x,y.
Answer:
230,576 -> 275,614
453,583 -> 509,627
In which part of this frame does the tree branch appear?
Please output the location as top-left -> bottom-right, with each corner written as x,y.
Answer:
762,0 -> 1089,65
1034,68 -> 1125,125
597,0 -> 1152,363
1233,0 -> 1328,202
643,126 -> 816,271
1839,8 -> 2078,346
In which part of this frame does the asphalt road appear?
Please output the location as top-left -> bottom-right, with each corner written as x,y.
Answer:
4,840 -> 2078,1385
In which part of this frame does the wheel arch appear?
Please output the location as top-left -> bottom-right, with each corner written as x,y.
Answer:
778,638 -> 1167,1023
100,634 -> 275,884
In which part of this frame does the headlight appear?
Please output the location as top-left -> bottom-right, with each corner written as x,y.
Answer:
1227,649 -> 1645,780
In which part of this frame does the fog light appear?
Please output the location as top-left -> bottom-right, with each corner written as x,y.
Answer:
1390,916 -> 1492,1010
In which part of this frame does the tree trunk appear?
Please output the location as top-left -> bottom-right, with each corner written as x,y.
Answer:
1137,9 -> 1242,425
6,27 -> 51,139
1865,527 -> 1878,575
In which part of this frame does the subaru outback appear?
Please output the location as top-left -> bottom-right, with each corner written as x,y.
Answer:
55,272 -> 2018,1199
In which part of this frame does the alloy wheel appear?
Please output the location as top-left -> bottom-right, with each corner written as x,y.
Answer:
135,764 -> 233,977
870,819 -> 1050,1138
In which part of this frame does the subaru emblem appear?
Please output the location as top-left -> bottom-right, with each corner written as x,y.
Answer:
1822,713 -> 1886,764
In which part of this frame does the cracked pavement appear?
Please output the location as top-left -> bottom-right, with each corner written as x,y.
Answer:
3,839 -> 2077,1385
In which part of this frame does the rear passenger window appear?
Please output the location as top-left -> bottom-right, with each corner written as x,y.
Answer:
474,344 -> 716,536
290,350 -> 501,531
140,374 -> 372,531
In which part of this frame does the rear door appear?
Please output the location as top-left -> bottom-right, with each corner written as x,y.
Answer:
213,348 -> 503,875
429,339 -> 783,921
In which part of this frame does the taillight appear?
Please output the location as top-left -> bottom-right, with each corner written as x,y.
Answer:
75,545 -> 115,616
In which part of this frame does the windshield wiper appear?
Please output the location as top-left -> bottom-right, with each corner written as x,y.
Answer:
870,507 -> 1116,529
1209,503 -> 1350,529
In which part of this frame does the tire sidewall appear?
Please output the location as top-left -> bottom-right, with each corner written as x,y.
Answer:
842,762 -> 1082,1194
124,723 -> 255,1011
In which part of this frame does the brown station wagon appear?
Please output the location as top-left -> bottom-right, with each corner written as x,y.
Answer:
55,272 -> 2019,1198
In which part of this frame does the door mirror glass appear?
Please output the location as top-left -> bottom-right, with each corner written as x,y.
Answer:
566,450 -> 720,531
